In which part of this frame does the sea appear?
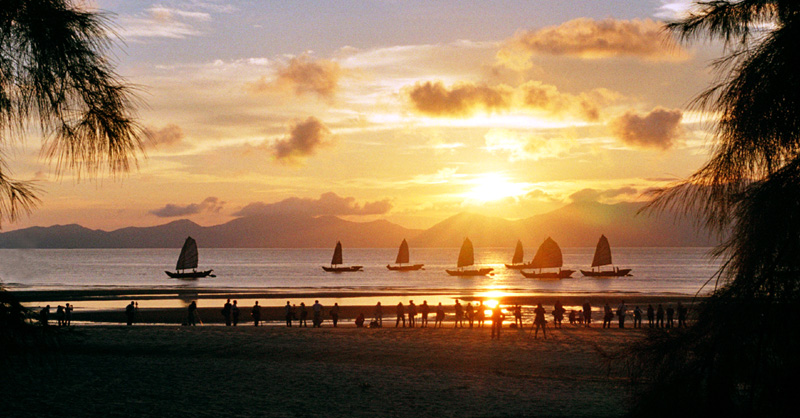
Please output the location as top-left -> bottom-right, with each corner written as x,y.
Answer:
0,247 -> 722,300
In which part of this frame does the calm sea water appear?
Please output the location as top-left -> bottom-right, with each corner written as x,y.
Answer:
0,247 -> 721,296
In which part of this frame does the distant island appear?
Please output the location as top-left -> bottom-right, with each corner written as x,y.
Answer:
0,201 -> 717,248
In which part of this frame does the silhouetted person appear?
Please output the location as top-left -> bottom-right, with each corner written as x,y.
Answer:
313,300 -> 323,327
56,305 -> 65,327
533,303 -> 546,339
355,313 -> 365,327
222,299 -> 232,326
420,301 -> 430,327
477,302 -> 486,327
40,305 -> 50,327
374,302 -> 383,327
126,301 -> 135,326
284,301 -> 293,327
232,300 -> 240,326
330,303 -> 340,327
666,305 -> 674,329
553,300 -> 565,329
407,300 -> 416,328
491,306 -> 504,340
299,302 -> 308,327
578,310 -> 584,325
568,309 -> 576,325
187,301 -> 197,326
435,302 -> 445,327
514,304 -> 523,328
603,303 -> 613,329
582,301 -> 592,328
677,302 -> 688,328
617,300 -> 627,328
454,300 -> 464,328
656,304 -> 665,328
647,304 -> 655,328
396,302 -> 405,327
65,303 -> 72,326
633,306 -> 642,328
466,302 -> 474,328
252,301 -> 261,326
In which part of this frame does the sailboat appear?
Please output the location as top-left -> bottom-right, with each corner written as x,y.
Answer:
580,235 -> 632,277
446,238 -> 493,276
387,239 -> 424,271
504,240 -> 534,269
520,237 -> 574,279
165,236 -> 215,279
322,241 -> 363,272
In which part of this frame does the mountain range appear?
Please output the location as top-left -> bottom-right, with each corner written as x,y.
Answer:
0,201 -> 718,248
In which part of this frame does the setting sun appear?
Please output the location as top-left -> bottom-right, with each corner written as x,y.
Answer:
463,173 -> 529,203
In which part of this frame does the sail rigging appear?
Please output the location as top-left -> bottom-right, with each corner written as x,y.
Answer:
176,237 -> 199,271
511,240 -> 524,264
530,237 -> 563,269
591,235 -> 613,267
395,239 -> 410,264
331,241 -> 343,265
457,238 -> 475,268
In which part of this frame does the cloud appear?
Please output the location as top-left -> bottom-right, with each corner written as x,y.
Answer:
116,6 -> 211,39
268,117 -> 333,163
144,124 -> 185,148
249,55 -> 343,99
520,81 -> 622,121
569,187 -> 638,203
498,18 -> 685,69
484,129 -> 574,161
150,197 -> 225,218
406,81 -> 513,117
233,192 -> 391,217
609,107 -> 683,149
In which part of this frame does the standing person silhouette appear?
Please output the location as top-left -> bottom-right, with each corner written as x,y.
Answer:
633,306 -> 642,328
420,301 -> 430,327
490,306 -> 504,340
603,303 -> 613,329
514,305 -> 523,329
222,299 -> 232,326
330,303 -> 340,327
284,301 -> 293,327
647,304 -> 655,328
553,301 -> 565,329
656,304 -> 665,328
533,303 -> 547,339
373,302 -> 383,327
187,301 -> 197,326
454,300 -> 464,328
252,301 -> 261,326
466,302 -> 474,328
232,300 -> 240,326
395,302 -> 405,327
56,305 -> 65,327
677,302 -> 688,328
312,300 -> 323,327
125,301 -> 135,326
407,300 -> 417,328
435,302 -> 445,327
666,305 -> 675,329
65,303 -> 72,326
617,300 -> 627,329
477,302 -> 486,328
582,301 -> 592,328
299,302 -> 308,327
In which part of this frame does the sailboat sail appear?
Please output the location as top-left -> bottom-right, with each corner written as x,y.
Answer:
531,237 -> 563,269
331,241 -> 344,265
511,240 -> 524,264
176,237 -> 199,271
395,239 -> 410,264
457,238 -> 475,268
591,235 -> 613,267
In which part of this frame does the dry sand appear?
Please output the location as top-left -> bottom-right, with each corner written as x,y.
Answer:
3,323 -> 642,418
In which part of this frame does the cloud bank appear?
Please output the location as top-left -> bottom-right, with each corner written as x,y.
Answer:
150,197 -> 224,218
233,192 -> 391,217
145,124 -> 185,148
270,117 -> 333,163
610,107 -> 683,149
569,187 -> 638,203
406,81 -> 512,116
250,55 -> 343,99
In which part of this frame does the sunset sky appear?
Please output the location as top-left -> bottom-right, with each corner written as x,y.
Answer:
8,0 -> 722,231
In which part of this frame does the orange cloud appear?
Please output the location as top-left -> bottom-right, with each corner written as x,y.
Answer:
498,18 -> 685,69
250,55 -> 343,99
144,124 -> 185,148
521,81 -> 622,121
233,192 -> 391,217
406,81 -> 513,117
610,107 -> 683,149
271,117 -> 333,163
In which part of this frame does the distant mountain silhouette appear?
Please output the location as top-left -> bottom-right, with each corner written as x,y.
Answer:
0,201 -> 717,248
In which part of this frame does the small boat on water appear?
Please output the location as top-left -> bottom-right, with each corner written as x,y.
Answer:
580,235 -> 632,277
504,240 -> 534,269
387,239 -> 424,271
165,236 -> 215,280
520,237 -> 574,279
446,238 -> 493,276
322,241 -> 363,272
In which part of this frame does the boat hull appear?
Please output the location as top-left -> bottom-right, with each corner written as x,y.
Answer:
520,269 -> 575,279
165,269 -> 214,280
580,269 -> 632,277
387,264 -> 424,271
504,263 -> 535,269
322,265 -> 363,272
446,268 -> 494,277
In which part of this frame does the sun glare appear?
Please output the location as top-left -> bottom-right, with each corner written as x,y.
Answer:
464,173 -> 529,203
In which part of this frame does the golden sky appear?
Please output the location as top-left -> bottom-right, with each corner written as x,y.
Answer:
8,0 -> 720,231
